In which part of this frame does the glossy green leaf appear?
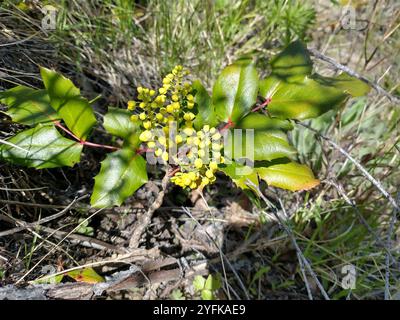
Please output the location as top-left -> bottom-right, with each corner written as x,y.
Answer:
103,107 -> 140,147
218,161 -> 259,191
213,58 -> 259,123
40,67 -> 97,140
0,86 -> 59,125
259,75 -> 348,120
257,160 -> 320,191
33,274 -> 64,284
0,124 -> 83,169
225,129 -> 297,161
193,275 -> 206,291
312,73 -> 371,97
204,274 -> 221,291
91,149 -> 148,208
236,113 -> 294,131
270,40 -> 313,80
67,267 -> 104,284
192,80 -> 218,129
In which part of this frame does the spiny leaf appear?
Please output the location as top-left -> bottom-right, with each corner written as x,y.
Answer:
224,129 -> 297,161
270,40 -> 313,81
213,57 -> 259,123
312,73 -> 371,97
91,148 -> 148,208
0,124 -> 82,169
103,107 -> 140,147
0,85 -> 59,125
260,75 -> 348,120
256,160 -> 319,191
218,161 -> 259,191
40,67 -> 97,140
192,80 -> 218,130
236,113 -> 294,131
67,267 -> 104,284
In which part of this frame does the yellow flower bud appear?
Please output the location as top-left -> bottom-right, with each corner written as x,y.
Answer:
203,125 -> 210,132
189,182 -> 197,189
209,127 -> 216,134
156,113 -> 164,121
166,104 -> 174,113
172,94 -> 179,102
148,141 -> 156,148
163,77 -> 171,85
212,143 -> 222,150
210,161 -> 218,170
172,102 -> 180,110
143,121 -> 152,129
198,149 -> 205,158
175,135 -> 183,144
155,148 -> 163,157
159,87 -> 167,95
183,127 -> 194,136
137,86 -> 143,93
201,177 -> 210,185
187,102 -> 194,109
139,112 -> 146,120
149,89 -> 155,96
130,114 -> 139,122
162,151 -> 169,162
139,102 -> 146,109
212,132 -> 222,141
213,151 -> 221,160
194,158 -> 203,169
183,112 -> 195,121
158,136 -> 167,146
205,169 -> 214,179
187,94 -> 194,101
127,100 -> 136,110
188,171 -> 197,180
139,130 -> 152,142
183,175 -> 191,186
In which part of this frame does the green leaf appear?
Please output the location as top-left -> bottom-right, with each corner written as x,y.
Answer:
40,67 -> 97,140
103,107 -> 140,147
312,73 -> 371,97
201,289 -> 215,300
219,161 -> 259,191
0,124 -> 83,169
204,274 -> 221,291
225,129 -> 297,161
270,40 -> 313,81
67,267 -> 104,284
193,275 -> 206,291
256,160 -> 320,191
192,80 -> 218,130
0,85 -> 59,125
236,113 -> 294,131
213,58 -> 259,123
91,149 -> 148,208
260,75 -> 348,120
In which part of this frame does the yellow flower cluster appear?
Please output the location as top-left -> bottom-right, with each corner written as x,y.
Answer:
170,125 -> 225,189
128,66 -> 224,190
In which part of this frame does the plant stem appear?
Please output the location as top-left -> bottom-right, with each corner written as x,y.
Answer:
53,121 -> 119,151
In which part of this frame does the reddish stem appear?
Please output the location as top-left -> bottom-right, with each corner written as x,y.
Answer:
136,147 -> 153,155
53,121 -> 119,151
168,167 -> 181,177
220,118 -> 235,132
251,97 -> 271,112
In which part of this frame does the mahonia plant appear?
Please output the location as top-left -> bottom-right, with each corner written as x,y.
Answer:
0,41 -> 370,208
